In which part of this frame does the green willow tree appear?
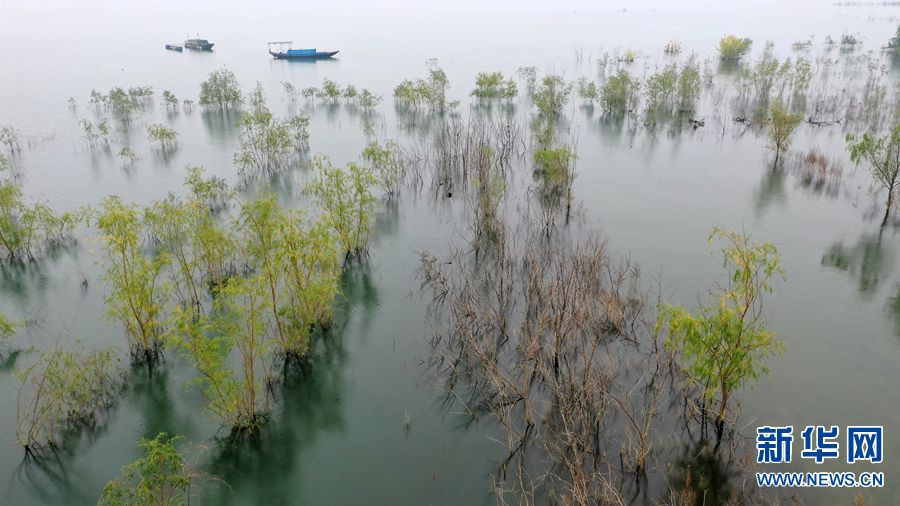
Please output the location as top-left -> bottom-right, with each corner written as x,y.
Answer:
199,68 -> 243,110
97,197 -> 170,367
362,140 -> 405,198
238,194 -> 341,361
171,276 -> 270,436
846,125 -> 900,227
305,156 -> 376,259
147,124 -> 178,150
657,228 -> 784,443
98,433 -> 194,506
768,103 -> 802,166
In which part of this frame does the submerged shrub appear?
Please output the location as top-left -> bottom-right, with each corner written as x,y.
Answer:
97,196 -> 170,366
16,344 -> 122,454
161,90 -> 179,109
676,62 -> 701,112
147,124 -> 178,149
99,433 -> 194,506
305,155 -> 376,258
199,68 -> 243,110
0,181 -> 80,261
645,65 -> 678,110
471,72 -> 517,100
600,69 -> 638,115
664,40 -> 682,54
718,35 -> 753,60
393,68 -> 451,112
171,276 -> 271,435
81,119 -> 111,147
234,107 -> 308,178
516,66 -> 539,96
886,25 -> 900,50
362,140 -> 405,197
1,126 -> 22,154
532,75 -> 572,115
576,77 -> 600,103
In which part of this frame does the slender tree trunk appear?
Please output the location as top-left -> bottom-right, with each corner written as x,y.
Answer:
882,188 -> 894,228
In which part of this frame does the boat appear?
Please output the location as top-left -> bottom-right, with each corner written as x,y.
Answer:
267,41 -> 338,60
165,44 -> 183,52
184,38 -> 214,51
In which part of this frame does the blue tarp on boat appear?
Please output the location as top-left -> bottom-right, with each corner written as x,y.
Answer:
287,48 -> 317,55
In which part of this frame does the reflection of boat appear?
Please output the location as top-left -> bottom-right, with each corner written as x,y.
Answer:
165,44 -> 183,52
184,38 -> 214,50
267,41 -> 338,60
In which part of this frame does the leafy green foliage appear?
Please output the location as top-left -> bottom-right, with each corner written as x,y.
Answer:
170,276 -> 270,435
846,125 -> 900,225
767,103 -> 802,163
97,196 -> 170,365
471,72 -> 517,100
0,181 -> 80,260
645,65 -> 678,110
393,68 -> 452,112
300,78 -> 381,109
305,155 -> 376,258
16,344 -> 122,453
199,68 -> 243,110
576,77 -> 600,103
81,119 -> 111,146
657,228 -> 784,428
233,102 -> 308,177
99,433 -> 193,506
362,140 -> 405,197
718,35 -> 753,60
161,90 -> 179,109
531,75 -> 572,115
600,69 -> 638,115
147,124 -> 178,149
676,63 -> 701,112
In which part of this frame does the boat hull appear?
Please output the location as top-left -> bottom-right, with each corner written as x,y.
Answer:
185,42 -> 214,51
270,50 -> 339,60
165,44 -> 183,52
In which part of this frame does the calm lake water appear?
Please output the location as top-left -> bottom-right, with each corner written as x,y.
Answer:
1,0 -> 899,504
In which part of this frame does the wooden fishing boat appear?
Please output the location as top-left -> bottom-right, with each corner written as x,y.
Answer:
267,41 -> 338,60
184,38 -> 214,50
165,44 -> 183,52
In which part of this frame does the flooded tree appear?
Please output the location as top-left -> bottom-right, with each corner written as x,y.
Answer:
718,35 -> 753,60
305,155 -> 376,259
161,90 -> 179,110
199,68 -> 243,110
470,71 -> 517,100
171,277 -> 271,436
576,77 -> 600,104
393,68 -> 452,112
362,140 -> 405,198
16,344 -> 122,456
98,433 -> 194,505
119,147 -> 139,167
97,196 -> 170,367
0,181 -> 80,261
846,125 -> 900,227
80,119 -> 111,147
658,228 -> 784,442
531,75 -> 572,115
147,124 -> 178,150
767,102 -> 802,166
0,125 -> 22,154
600,69 -> 638,115
233,108 -> 302,178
